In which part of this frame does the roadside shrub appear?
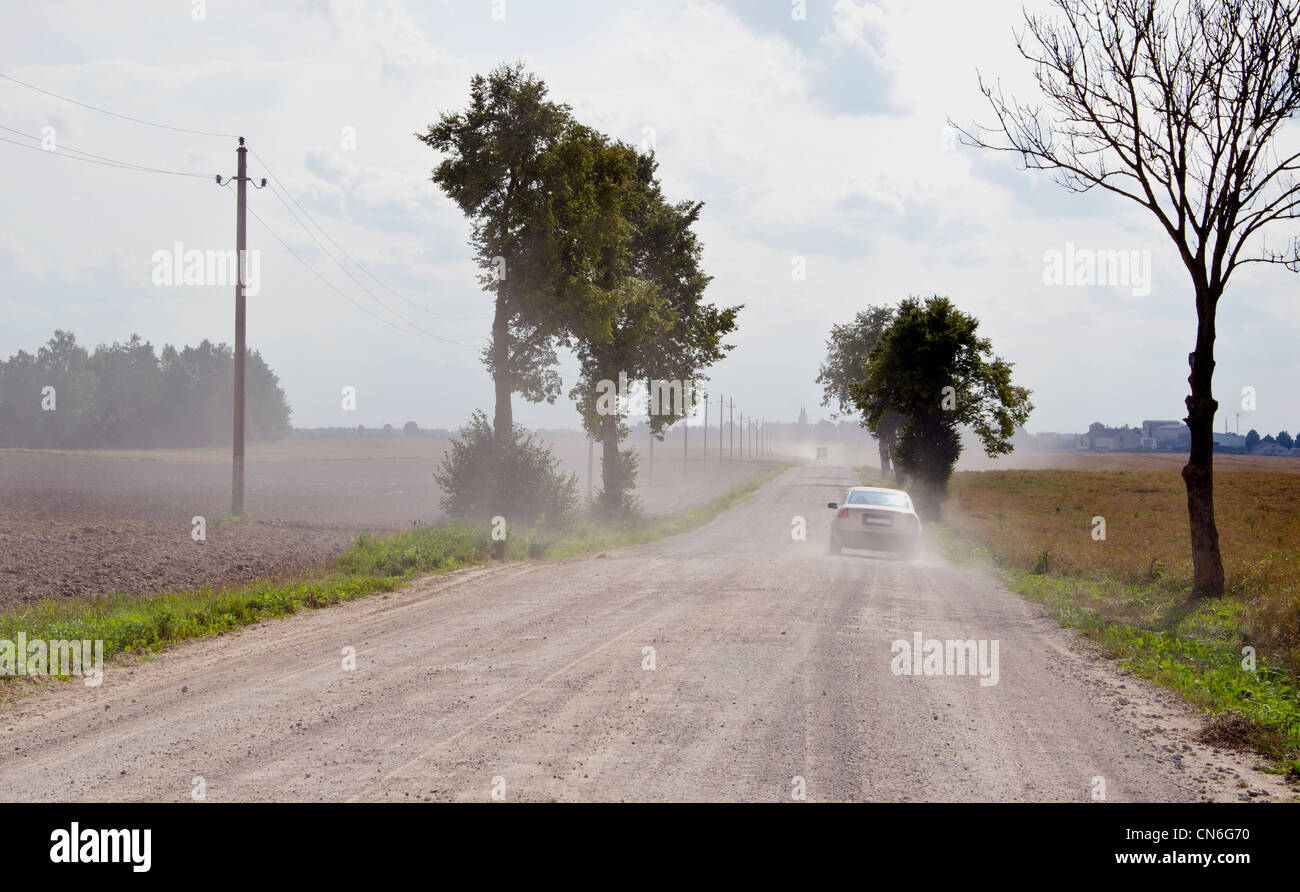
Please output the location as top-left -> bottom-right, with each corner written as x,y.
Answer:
1031,548 -> 1053,575
434,410 -> 578,527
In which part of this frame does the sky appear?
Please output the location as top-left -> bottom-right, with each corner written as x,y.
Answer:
1,0 -> 1297,437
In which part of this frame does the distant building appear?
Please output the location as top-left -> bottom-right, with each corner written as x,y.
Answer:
1086,422 -> 1142,451
1251,442 -> 1290,456
1213,432 -> 1247,451
1141,419 -> 1190,449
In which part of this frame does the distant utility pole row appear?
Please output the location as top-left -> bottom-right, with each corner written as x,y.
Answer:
584,388 -> 776,496
647,391 -> 774,475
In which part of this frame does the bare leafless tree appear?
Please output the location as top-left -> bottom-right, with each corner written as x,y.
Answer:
955,0 -> 1300,599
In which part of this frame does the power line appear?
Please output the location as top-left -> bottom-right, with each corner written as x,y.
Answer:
245,201 -> 481,347
0,126 -> 212,178
0,72 -> 238,138
2,71 -> 485,342
248,147 -> 485,322
256,175 -> 479,340
228,167 -> 479,346
3,71 -> 486,325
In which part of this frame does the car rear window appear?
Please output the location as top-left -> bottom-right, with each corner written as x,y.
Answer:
846,490 -> 910,508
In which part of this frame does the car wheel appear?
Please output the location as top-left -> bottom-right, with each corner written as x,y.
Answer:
825,533 -> 840,555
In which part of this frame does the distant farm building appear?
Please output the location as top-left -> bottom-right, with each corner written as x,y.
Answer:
1086,422 -> 1142,452
1141,419 -> 1190,450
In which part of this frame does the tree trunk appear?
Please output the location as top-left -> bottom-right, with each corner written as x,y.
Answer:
1182,289 -> 1226,599
491,283 -> 511,442
878,437 -> 891,479
600,413 -> 620,519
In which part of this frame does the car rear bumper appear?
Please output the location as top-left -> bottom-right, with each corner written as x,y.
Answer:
831,526 -> 918,552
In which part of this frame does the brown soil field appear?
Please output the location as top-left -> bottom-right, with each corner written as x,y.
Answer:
0,437 -> 773,607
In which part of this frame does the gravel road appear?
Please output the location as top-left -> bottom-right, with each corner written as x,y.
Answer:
0,464 -> 1288,802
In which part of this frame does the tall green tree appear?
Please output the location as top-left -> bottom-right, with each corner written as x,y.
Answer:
418,63 -> 624,445
565,144 -> 739,517
816,306 -> 904,480
851,296 -> 1033,519
958,0 -> 1300,598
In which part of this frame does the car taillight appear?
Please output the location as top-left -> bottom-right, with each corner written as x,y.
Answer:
837,508 -> 849,519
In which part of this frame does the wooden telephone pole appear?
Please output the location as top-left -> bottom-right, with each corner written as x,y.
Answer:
231,138 -> 248,517
218,137 -> 266,518
682,387 -> 689,466
702,392 -> 708,465
729,398 -> 734,460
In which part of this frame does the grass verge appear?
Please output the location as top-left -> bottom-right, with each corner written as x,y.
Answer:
0,462 -> 792,696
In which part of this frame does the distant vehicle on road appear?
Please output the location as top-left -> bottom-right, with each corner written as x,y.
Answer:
815,446 -> 829,460
825,486 -> 921,559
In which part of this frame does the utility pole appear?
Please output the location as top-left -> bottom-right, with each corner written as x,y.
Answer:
739,411 -> 744,460
719,394 -> 724,462
217,138 -> 266,519
587,435 -> 593,501
232,138 -> 247,517
649,423 -> 654,487
683,392 -> 688,467
729,399 -> 734,460
703,392 -> 708,465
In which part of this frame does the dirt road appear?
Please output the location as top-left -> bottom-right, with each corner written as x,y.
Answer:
0,464 -> 1287,802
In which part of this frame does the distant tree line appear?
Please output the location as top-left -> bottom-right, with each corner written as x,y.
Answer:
1245,430 -> 1295,451
0,330 -> 292,448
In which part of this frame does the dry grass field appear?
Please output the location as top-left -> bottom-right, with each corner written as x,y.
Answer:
943,460 -> 1300,671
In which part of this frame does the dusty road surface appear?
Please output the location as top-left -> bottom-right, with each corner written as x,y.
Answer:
0,464 -> 1288,802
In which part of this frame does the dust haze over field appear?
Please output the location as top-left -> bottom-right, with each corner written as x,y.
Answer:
0,437 -> 779,605
2,429 -> 1293,607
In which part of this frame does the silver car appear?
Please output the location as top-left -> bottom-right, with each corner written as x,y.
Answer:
825,486 -> 921,558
